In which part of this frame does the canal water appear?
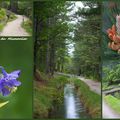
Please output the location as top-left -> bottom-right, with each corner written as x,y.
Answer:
50,84 -> 90,118
64,84 -> 89,119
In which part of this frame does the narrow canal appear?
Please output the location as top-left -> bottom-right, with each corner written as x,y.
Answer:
64,84 -> 89,119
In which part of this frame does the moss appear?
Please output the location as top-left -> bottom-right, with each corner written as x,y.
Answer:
74,79 -> 101,118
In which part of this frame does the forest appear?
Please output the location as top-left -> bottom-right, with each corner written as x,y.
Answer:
0,0 -> 32,35
34,1 -> 101,119
34,1 -> 101,80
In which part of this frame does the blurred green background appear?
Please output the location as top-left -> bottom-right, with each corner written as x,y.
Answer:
0,39 -> 33,119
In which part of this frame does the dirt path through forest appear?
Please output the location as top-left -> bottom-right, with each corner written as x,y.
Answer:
0,15 -> 29,36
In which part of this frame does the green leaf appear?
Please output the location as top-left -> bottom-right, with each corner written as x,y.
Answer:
0,101 -> 9,108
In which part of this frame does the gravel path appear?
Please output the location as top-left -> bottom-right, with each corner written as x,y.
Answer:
0,15 -> 29,36
77,76 -> 101,95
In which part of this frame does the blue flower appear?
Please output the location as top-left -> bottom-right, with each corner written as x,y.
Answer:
0,66 -> 21,96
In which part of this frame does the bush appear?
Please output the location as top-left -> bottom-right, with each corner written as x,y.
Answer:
8,13 -> 17,22
0,8 -> 6,22
103,64 -> 120,86
22,19 -> 32,35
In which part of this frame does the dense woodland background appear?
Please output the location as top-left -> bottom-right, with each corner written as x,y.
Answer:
34,1 -> 101,81
0,0 -> 32,18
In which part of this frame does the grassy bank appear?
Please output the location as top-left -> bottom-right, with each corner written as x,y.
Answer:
104,95 -> 120,114
0,8 -> 17,32
34,71 -> 68,118
22,19 -> 32,35
74,78 -> 101,118
0,8 -> 7,31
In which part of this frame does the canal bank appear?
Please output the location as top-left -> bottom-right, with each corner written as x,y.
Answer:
74,79 -> 101,118
34,73 -> 101,119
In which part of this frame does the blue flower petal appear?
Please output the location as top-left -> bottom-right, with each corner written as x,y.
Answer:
0,67 -> 21,96
0,66 -> 7,77
8,70 -> 21,79
8,79 -> 21,87
2,88 -> 10,96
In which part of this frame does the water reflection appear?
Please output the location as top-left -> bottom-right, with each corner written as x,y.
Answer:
64,84 -> 89,119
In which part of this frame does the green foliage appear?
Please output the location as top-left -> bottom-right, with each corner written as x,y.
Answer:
0,9 -> 6,18
0,8 -> 7,31
22,19 -> 32,35
114,92 -> 120,99
34,82 -> 55,118
104,95 -> 120,114
103,64 -> 120,84
8,12 -> 17,22
18,1 -> 32,18
0,1 -> 32,19
74,79 -> 101,118
34,1 -> 73,74
0,8 -> 6,22
0,24 -> 4,31
0,8 -> 17,31
72,2 -> 101,80
49,76 -> 68,88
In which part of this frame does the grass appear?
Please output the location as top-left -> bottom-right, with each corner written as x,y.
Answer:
22,19 -> 32,35
104,95 -> 120,114
34,71 -> 68,118
74,79 -> 101,118
0,8 -> 7,32
0,24 -> 4,32
34,81 -> 55,118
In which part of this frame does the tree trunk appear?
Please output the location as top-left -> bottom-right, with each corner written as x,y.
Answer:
50,43 -> 55,76
45,40 -> 50,74
34,17 -> 38,73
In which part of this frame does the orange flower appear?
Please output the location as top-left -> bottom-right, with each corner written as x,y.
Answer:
107,25 -> 120,43
107,25 -> 116,40
108,42 -> 120,51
